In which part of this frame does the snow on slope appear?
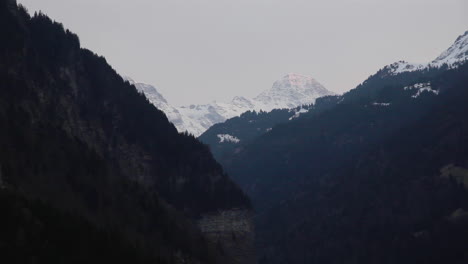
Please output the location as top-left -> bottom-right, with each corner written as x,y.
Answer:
254,73 -> 331,110
126,74 -> 334,136
431,31 -> 468,68
289,108 -> 310,120
387,30 -> 468,75
217,134 -> 240,144
404,82 -> 439,98
124,77 -> 187,131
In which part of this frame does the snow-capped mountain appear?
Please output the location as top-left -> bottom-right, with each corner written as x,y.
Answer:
181,73 -> 334,136
386,30 -> 468,74
254,73 -> 331,110
126,74 -> 334,136
124,77 -> 188,131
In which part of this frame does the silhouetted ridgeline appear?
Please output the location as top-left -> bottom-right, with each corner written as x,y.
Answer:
0,1 -> 254,263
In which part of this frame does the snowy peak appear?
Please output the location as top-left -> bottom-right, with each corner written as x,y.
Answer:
173,73 -> 333,136
254,73 -> 334,110
386,30 -> 468,75
385,61 -> 425,75
272,73 -> 326,92
231,96 -> 255,109
124,76 -> 168,106
126,73 -> 333,136
431,30 -> 468,68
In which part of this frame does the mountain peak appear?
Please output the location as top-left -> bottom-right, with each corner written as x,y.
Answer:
129,73 -> 334,136
275,73 -> 321,90
386,30 -> 468,75
124,76 -> 168,105
283,72 -> 311,79
431,30 -> 468,67
254,73 -> 334,110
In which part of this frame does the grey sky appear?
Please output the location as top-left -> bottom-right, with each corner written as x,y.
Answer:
19,0 -> 468,106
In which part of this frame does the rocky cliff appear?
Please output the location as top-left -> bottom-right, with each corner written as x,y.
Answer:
198,209 -> 256,264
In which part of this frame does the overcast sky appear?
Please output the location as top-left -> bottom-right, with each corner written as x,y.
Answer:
19,0 -> 468,106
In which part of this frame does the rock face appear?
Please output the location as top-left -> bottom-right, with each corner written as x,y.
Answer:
198,209 -> 257,264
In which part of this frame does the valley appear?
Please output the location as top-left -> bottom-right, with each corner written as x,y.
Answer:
1,0 -> 468,263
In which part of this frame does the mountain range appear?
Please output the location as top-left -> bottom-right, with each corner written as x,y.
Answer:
201,30 -> 468,264
201,31 -> 468,166
128,73 -> 334,136
131,31 -> 468,138
2,0 -> 468,263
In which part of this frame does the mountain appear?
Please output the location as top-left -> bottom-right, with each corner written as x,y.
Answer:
125,77 -> 189,131
205,30 -> 468,264
385,30 -> 468,75
130,73 -> 334,136
0,1 -> 254,263
253,73 -> 332,109
199,96 -> 340,163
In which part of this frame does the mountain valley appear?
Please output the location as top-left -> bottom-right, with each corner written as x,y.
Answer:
1,0 -> 468,263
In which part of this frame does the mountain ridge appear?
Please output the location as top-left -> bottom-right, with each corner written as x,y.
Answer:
0,2 -> 254,263
385,30 -> 468,75
208,30 -> 468,264
129,73 -> 335,136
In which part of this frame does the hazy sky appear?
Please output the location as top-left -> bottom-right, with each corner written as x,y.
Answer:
19,0 -> 468,105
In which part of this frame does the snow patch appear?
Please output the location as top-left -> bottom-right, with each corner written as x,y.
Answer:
404,82 -> 439,98
372,102 -> 391,106
386,61 -> 425,75
217,134 -> 240,144
337,96 -> 345,104
289,108 -> 309,120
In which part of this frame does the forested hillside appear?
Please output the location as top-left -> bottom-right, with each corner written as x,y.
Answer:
199,96 -> 341,163
0,1 -> 251,263
216,51 -> 468,263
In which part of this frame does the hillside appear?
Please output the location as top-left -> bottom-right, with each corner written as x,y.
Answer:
199,96 -> 340,162
0,1 -> 253,263
212,31 -> 468,263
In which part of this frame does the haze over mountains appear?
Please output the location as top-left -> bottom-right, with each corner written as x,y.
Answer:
128,73 -> 334,136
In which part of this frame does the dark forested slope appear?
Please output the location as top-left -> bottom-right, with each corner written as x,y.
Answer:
222,56 -> 468,263
199,96 -> 340,164
0,1 -> 251,263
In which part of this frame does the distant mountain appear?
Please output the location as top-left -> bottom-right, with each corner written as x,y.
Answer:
201,32 -> 468,176
0,1 -> 254,263
199,96 -> 340,163
253,73 -> 332,109
124,77 -> 189,131
130,73 -> 334,136
205,30 -> 468,264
